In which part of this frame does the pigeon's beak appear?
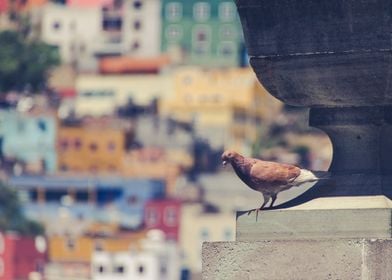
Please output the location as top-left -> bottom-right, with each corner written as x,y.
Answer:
222,160 -> 227,166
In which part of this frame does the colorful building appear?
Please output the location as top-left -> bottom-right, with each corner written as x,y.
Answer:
0,232 -> 47,280
144,199 -> 181,241
121,0 -> 162,58
0,0 -> 8,13
9,175 -> 166,229
161,67 -> 283,152
0,109 -> 57,173
91,230 -> 181,280
41,4 -> 102,69
161,0 -> 244,67
48,231 -> 146,263
179,204 -> 235,275
74,72 -> 172,117
57,123 -> 126,173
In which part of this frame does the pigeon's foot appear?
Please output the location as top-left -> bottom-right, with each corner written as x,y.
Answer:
247,208 -> 261,221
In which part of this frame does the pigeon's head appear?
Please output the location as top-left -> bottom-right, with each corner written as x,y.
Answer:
221,150 -> 238,166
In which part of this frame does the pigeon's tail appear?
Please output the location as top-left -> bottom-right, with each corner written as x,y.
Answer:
292,169 -> 330,186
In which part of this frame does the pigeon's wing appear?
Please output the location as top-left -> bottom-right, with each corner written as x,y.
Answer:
249,160 -> 301,185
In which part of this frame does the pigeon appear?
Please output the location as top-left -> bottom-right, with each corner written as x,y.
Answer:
221,150 -> 329,211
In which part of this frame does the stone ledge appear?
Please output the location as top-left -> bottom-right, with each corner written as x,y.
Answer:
202,239 -> 392,280
237,196 -> 392,241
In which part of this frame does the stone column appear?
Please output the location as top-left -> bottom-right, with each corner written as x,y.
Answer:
203,1 -> 392,278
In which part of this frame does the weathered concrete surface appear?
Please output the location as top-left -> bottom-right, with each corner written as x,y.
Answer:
202,239 -> 392,280
237,196 -> 392,241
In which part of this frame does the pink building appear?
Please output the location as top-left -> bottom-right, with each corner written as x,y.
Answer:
0,0 -> 8,13
144,200 -> 181,241
67,0 -> 113,7
0,232 -> 47,280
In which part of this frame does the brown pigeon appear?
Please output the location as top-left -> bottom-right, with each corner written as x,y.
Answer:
221,150 -> 329,210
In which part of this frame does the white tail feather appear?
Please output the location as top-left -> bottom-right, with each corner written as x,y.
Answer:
292,169 -> 330,186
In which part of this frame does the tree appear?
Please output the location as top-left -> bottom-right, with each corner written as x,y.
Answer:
0,31 -> 60,94
0,181 -> 44,236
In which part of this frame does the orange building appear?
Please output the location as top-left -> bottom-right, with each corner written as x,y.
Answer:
122,148 -> 193,195
48,231 -> 147,263
57,123 -> 127,173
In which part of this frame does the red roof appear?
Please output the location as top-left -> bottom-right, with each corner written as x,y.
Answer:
99,55 -> 171,74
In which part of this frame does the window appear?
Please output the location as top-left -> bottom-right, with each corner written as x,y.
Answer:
219,2 -> 235,22
137,264 -> 145,274
94,241 -> 103,251
66,238 -> 75,250
59,139 -> 69,151
166,2 -> 182,22
192,25 -> 211,55
200,228 -> 209,240
89,142 -> 98,152
146,208 -> 158,226
223,228 -> 233,240
164,206 -> 177,226
133,0 -> 142,9
52,21 -> 61,31
134,20 -> 141,30
128,195 -> 138,205
193,2 -> 210,22
96,264 -> 105,274
218,41 -> 236,57
166,25 -> 182,41
37,119 -> 47,132
114,265 -> 125,274
74,138 -> 82,149
132,41 -> 140,50
107,141 -> 116,151
220,24 -> 236,40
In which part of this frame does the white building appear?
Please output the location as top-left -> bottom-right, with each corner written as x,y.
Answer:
41,4 -> 101,70
91,230 -> 181,280
179,204 -> 236,275
121,0 -> 162,57
73,73 -> 172,117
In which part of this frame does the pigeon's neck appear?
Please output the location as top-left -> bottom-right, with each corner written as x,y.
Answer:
231,155 -> 251,180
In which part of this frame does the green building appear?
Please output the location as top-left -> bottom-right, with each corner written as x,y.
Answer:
161,0 -> 246,67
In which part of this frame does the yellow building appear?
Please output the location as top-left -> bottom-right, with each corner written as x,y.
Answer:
161,67 -> 283,152
179,204 -> 236,275
57,122 -> 126,173
48,231 -> 147,263
74,73 -> 172,117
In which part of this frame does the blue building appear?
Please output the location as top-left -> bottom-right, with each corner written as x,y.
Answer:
0,110 -> 57,173
8,175 -> 166,228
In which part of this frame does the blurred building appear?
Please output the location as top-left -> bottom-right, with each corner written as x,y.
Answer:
121,0 -> 161,58
161,67 -> 283,152
0,109 -> 57,173
179,204 -> 235,276
122,148 -> 187,196
46,230 -> 146,280
144,199 -> 181,241
73,71 -> 171,117
91,230 -> 181,280
9,175 -> 166,229
41,4 -> 102,70
161,0 -> 244,67
57,123 -> 127,173
0,232 -> 47,280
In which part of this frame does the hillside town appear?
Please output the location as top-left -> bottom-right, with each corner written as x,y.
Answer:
0,0 -> 332,279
